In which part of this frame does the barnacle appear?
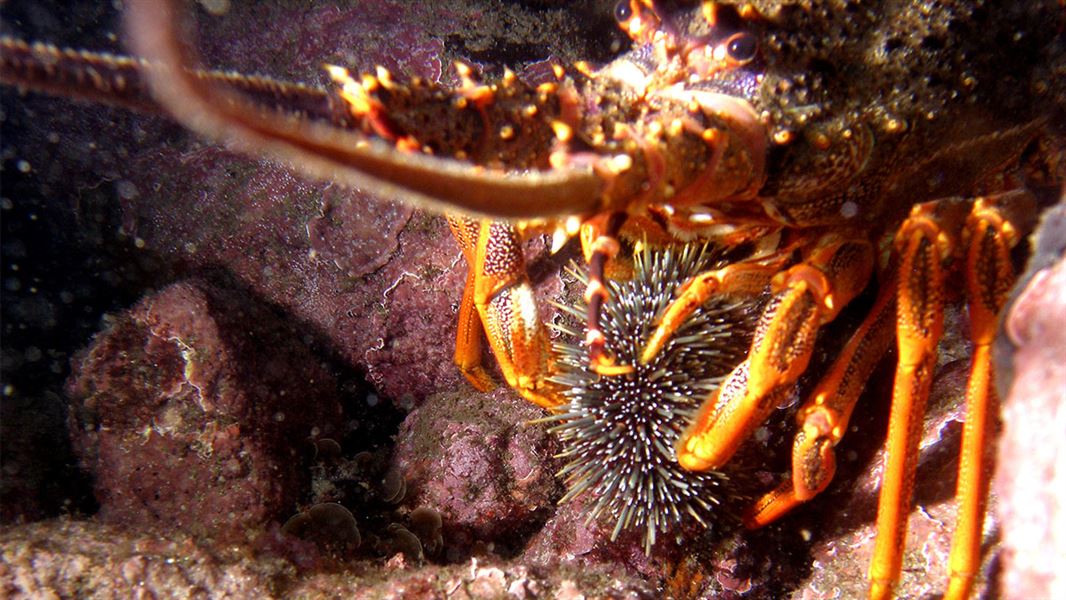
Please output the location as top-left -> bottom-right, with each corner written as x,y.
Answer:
546,243 -> 761,552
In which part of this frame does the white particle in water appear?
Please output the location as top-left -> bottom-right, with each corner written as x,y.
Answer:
840,201 -> 858,218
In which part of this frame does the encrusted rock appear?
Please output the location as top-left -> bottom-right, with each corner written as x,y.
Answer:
994,203 -> 1066,600
392,388 -> 562,560
66,280 -> 343,537
0,520 -> 656,599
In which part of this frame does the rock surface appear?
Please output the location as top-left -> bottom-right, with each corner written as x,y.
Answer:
0,519 -> 654,599
994,202 -> 1066,600
66,280 -> 344,537
392,388 -> 562,561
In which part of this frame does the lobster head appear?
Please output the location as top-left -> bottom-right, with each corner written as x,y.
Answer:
122,0 -> 770,225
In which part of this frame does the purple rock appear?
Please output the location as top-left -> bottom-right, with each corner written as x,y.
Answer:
392,387 -> 561,559
66,280 -> 343,537
994,204 -> 1066,600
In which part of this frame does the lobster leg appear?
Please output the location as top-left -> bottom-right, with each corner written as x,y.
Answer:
867,193 -> 1034,600
578,212 -> 638,376
675,233 -> 875,471
639,261 -> 783,365
736,193 -> 1032,599
448,217 -> 497,393
864,198 -> 966,600
945,193 -> 1028,600
448,218 -> 563,409
743,270 -> 898,527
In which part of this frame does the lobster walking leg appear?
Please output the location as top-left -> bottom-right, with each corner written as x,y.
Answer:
448,217 -> 562,409
868,193 -> 1033,600
675,233 -> 875,472
743,270 -> 898,527
639,261 -> 783,365
730,193 -> 1033,599
578,212 -> 637,376
945,193 -> 1030,600
448,217 -> 497,393
868,198 -> 966,600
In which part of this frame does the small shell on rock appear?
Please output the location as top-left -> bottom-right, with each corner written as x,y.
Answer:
314,438 -> 342,461
385,523 -> 424,564
408,506 -> 444,556
281,502 -> 361,555
380,468 -> 407,504
353,451 -> 376,473
306,437 -> 343,464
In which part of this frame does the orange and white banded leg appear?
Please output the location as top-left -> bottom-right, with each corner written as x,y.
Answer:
448,217 -> 562,409
579,211 -> 635,376
675,233 -> 875,472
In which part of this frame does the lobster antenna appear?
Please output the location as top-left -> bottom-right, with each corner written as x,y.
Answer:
123,0 -> 606,220
0,37 -> 345,123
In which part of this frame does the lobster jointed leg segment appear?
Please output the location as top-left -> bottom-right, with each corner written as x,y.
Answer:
674,233 -> 876,472
938,191 -> 1032,600
639,260 -> 783,365
942,194 -> 1028,600
716,193 -> 1034,600
578,212 -> 637,377
744,267 -> 899,528
870,196 -> 1002,600
447,218 -> 497,394
447,217 -> 563,410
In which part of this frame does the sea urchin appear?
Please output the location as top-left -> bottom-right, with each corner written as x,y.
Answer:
547,243 -> 761,552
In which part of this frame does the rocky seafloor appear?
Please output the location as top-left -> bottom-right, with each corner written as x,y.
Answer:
1,1 -> 1063,598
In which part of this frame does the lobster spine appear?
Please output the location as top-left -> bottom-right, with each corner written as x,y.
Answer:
328,63 -> 580,172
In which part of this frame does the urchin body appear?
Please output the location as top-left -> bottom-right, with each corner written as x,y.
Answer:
548,244 -> 760,551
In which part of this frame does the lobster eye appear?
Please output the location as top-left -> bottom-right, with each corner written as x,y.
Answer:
725,32 -> 757,63
614,0 -> 633,22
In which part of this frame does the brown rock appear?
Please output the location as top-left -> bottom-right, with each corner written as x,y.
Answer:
66,280 -> 344,537
0,520 -> 655,599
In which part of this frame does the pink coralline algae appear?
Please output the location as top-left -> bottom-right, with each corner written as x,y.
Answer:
65,280 -> 343,537
0,1 -> 477,405
994,203 -> 1066,600
391,387 -> 562,560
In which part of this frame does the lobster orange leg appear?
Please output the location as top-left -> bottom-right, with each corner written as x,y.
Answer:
639,261 -> 782,365
578,212 -> 641,376
945,193 -> 1027,600
868,194 -> 1029,600
675,233 -> 875,472
738,194 -> 1031,599
744,269 -> 898,527
447,217 -> 563,409
447,218 -> 497,393
866,198 -> 970,600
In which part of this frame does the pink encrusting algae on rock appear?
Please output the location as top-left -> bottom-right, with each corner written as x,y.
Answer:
65,280 -> 344,537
